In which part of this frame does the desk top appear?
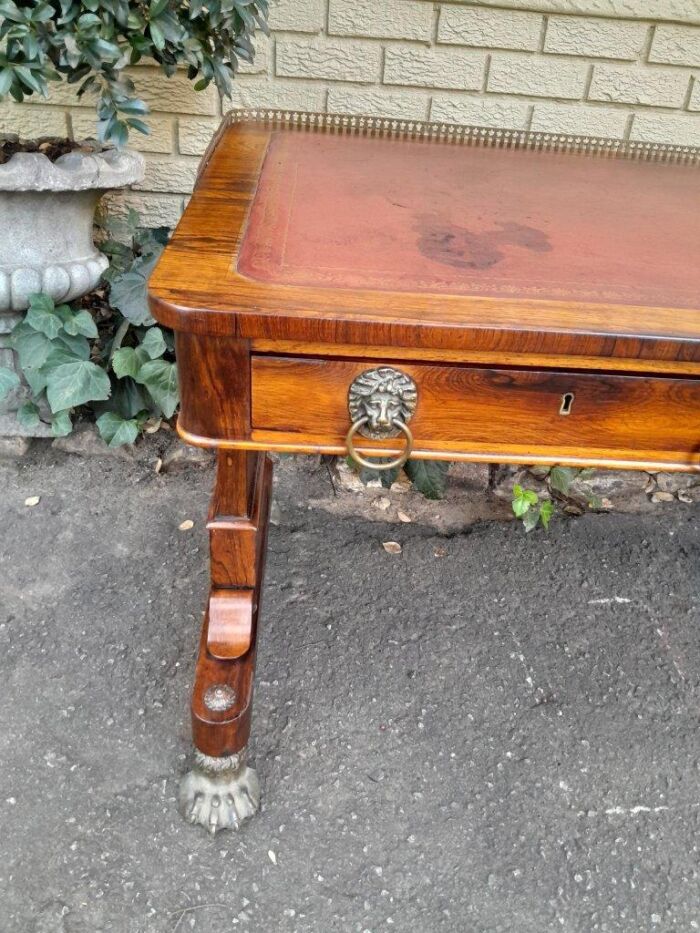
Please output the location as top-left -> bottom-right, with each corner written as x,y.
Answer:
149,111 -> 700,364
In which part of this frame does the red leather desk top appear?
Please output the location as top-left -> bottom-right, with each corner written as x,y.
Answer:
239,131 -> 700,310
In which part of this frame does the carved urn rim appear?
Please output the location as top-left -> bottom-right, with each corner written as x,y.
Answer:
0,147 -> 145,193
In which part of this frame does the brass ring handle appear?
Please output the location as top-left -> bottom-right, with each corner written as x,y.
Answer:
345,416 -> 414,471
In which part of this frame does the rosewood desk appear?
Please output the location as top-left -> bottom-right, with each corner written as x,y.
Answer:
149,110 -> 700,834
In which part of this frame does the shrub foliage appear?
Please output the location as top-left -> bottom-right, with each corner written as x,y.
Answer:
0,0 -> 268,144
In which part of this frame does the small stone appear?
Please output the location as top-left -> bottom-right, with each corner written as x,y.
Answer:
0,436 -> 31,459
397,510 -> 412,523
24,495 -> 40,507
178,519 -> 194,531
335,461 -> 365,492
373,496 -> 391,511
142,417 -> 162,434
382,541 -> 402,554
161,442 -> 214,472
678,489 -> 693,504
52,423 -> 132,459
655,471 -> 697,493
651,491 -> 675,503
269,499 -> 282,526
434,545 -> 447,558
268,850 -> 277,865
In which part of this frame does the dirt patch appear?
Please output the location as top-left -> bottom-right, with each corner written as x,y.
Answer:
0,134 -> 101,165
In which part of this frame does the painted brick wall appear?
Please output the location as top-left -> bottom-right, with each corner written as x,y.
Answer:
1,0 -> 699,226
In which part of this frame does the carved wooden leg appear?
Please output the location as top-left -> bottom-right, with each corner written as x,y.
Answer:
180,450 -> 272,834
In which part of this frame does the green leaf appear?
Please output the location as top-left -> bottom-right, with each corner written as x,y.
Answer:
24,293 -> 62,338
51,409 -> 73,437
135,358 -> 178,417
549,466 -> 579,496
45,360 -> 111,413
0,365 -> 20,402
404,459 -> 450,500
54,331 -> 90,360
42,343 -> 87,370
63,309 -> 98,338
96,411 -> 139,447
150,0 -> 170,19
16,400 -> 41,431
10,322 -> 53,370
0,68 -> 13,97
139,325 -> 167,359
539,499 -> 555,530
522,508 -> 541,533
23,366 -> 49,397
109,253 -> 160,325
109,376 -> 152,419
512,484 -> 539,518
352,458 -> 400,488
112,346 -> 142,379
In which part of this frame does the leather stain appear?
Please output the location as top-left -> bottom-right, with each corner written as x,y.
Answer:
417,218 -> 552,270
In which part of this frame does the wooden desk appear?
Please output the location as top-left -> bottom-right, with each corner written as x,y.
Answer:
149,110 -> 700,834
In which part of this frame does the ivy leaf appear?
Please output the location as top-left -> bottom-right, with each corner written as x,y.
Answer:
523,508 -> 541,533
512,483 -> 538,518
16,400 -> 41,431
55,331 -> 90,360
404,459 -> 449,500
23,366 -> 49,397
350,458 -> 401,488
10,322 -> 53,370
539,499 -> 555,530
96,411 -> 140,447
51,409 -> 73,437
549,466 -> 579,496
0,365 -> 20,402
109,376 -> 152,419
140,325 -> 166,359
62,308 -> 98,338
135,358 -> 178,417
24,293 -> 63,339
45,360 -> 111,413
112,346 -> 142,379
109,252 -> 160,325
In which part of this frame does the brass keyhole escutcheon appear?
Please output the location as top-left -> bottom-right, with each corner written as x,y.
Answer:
559,392 -> 575,416
346,367 -> 418,471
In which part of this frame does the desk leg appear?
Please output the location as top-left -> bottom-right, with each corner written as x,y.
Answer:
180,450 -> 272,834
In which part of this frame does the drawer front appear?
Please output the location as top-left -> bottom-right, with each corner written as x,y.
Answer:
251,356 -> 700,470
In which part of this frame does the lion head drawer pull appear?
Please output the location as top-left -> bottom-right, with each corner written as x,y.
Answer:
346,367 -> 417,471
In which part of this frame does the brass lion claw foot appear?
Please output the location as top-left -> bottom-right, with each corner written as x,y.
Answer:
179,749 -> 260,834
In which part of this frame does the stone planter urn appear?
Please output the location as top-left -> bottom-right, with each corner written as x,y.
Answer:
0,146 -> 145,436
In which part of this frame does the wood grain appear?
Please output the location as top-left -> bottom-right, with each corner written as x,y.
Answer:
191,451 -> 273,757
249,355 -> 700,471
175,333 -> 251,444
207,589 -> 254,660
149,119 -> 700,365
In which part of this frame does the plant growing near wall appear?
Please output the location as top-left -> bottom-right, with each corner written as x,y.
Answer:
1,211 -> 178,443
511,466 -> 603,531
347,456 -> 451,500
0,0 -> 268,145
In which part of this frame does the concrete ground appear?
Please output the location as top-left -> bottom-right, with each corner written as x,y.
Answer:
1,442 -> 699,933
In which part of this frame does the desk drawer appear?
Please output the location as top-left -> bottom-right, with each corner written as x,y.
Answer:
251,356 -> 700,470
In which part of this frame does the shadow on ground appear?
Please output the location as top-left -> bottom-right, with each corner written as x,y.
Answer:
1,445 -> 698,933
